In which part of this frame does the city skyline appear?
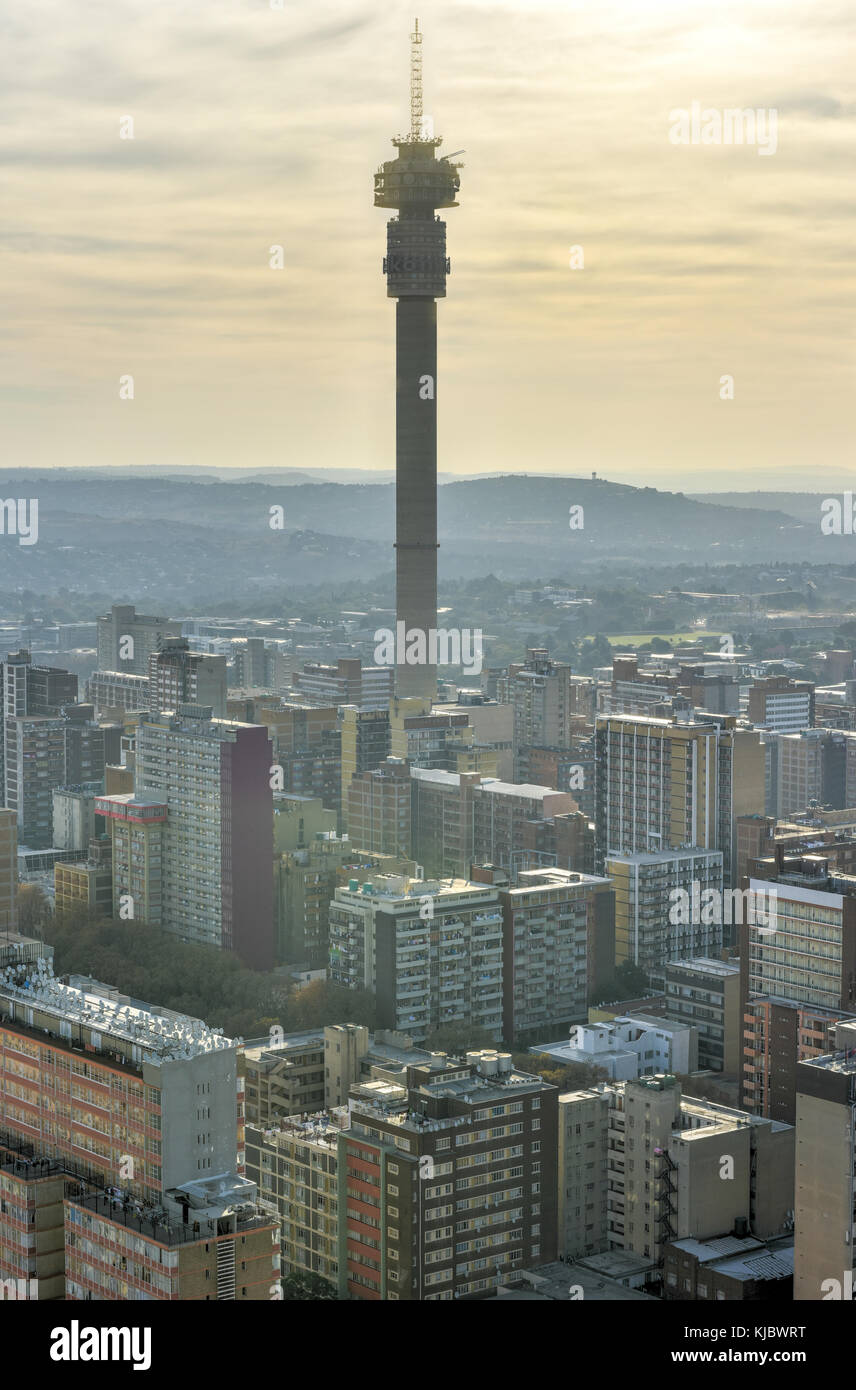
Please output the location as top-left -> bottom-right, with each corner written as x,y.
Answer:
1,0 -> 853,487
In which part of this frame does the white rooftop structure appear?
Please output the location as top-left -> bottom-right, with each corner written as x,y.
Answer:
0,957 -> 235,1065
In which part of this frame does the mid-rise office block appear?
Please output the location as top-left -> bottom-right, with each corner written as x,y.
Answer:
292,658 -> 392,713
148,638 -> 227,718
389,697 -> 497,780
52,784 -> 102,852
96,604 -> 181,676
519,810 -> 595,876
243,1031 -> 328,1126
243,1025 -> 435,1128
747,676 -> 815,733
86,669 -> 150,719
433,698 -> 514,781
136,705 -> 273,969
341,706 -> 391,821
663,958 -> 741,1074
54,839 -> 113,917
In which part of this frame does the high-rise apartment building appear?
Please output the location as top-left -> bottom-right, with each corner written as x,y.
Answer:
341,706 -> 391,822
346,756 -> 412,858
498,649 -> 579,776
558,1076 -> 794,1266
328,875 -> 504,1043
739,874 -> 856,1118
740,876 -> 856,1016
793,1021 -> 856,1301
0,809 -> 16,934
1,650 -> 86,850
0,964 -> 242,1201
246,1114 -> 343,1290
411,767 -> 574,879
595,713 -> 765,886
605,848 -> 724,980
341,1051 -> 557,1300
135,705 -> 274,969
495,866 -> 615,1044
94,793 -> 168,926
742,997 -> 856,1123
96,604 -> 181,676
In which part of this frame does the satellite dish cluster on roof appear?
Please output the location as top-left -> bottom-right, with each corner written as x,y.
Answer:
1,956 -> 234,1061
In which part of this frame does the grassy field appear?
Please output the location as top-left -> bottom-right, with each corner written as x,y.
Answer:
586,630 -> 730,647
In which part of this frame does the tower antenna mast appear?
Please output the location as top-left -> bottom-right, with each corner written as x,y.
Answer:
410,17 -> 423,140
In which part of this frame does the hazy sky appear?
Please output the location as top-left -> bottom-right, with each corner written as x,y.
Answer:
1,0 -> 854,488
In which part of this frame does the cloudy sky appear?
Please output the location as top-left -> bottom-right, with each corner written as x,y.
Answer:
1,0 -> 853,488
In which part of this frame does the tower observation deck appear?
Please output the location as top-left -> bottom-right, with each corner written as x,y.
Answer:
375,19 -> 463,701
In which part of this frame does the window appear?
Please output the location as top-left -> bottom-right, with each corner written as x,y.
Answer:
388,1163 -> 399,1175
388,1185 -> 398,1196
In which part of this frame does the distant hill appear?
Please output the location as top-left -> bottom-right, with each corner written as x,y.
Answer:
0,471 -> 847,603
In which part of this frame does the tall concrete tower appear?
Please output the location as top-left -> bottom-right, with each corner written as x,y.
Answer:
375,19 -> 463,700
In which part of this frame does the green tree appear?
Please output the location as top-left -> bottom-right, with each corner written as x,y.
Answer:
280,1271 -> 338,1300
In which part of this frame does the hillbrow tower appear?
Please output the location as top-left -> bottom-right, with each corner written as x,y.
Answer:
375,19 -> 463,700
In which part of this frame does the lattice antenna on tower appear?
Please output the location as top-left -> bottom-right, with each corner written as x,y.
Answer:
410,17 -> 423,140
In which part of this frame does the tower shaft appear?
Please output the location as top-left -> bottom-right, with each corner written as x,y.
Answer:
395,297 -> 437,699
374,21 -> 462,703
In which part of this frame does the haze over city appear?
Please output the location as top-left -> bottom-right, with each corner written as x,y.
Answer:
2,0 -> 856,1339
2,0 -> 854,485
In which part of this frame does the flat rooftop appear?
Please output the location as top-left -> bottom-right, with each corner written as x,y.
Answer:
0,961 -> 234,1063
493,1260 -> 656,1302
665,957 -> 740,978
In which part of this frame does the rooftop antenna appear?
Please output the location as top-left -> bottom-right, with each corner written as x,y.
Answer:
410,17 -> 423,141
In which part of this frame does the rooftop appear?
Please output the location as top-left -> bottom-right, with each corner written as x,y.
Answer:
0,960 -> 234,1064
665,957 -> 741,978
